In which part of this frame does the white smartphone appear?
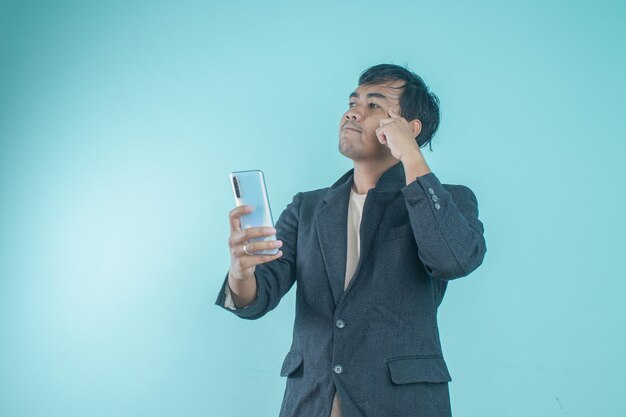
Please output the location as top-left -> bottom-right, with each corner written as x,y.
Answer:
229,170 -> 278,255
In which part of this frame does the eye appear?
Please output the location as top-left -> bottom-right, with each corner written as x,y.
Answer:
369,103 -> 380,109
349,102 -> 356,108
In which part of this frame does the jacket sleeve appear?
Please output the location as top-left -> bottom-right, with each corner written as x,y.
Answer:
214,192 -> 302,319
401,172 -> 487,280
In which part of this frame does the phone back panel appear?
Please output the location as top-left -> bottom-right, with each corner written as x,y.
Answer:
229,170 -> 278,255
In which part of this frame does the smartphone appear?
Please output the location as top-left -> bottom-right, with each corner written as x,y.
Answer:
230,170 -> 278,255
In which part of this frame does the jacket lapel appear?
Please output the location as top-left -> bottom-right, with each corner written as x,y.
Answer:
315,169 -> 352,306
315,161 -> 407,306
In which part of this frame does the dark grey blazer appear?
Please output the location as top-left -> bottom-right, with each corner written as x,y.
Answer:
215,161 -> 487,417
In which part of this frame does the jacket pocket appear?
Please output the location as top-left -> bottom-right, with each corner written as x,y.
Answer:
387,355 -> 452,384
378,223 -> 414,241
280,351 -> 304,377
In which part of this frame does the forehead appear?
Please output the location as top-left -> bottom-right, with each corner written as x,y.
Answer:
352,80 -> 405,101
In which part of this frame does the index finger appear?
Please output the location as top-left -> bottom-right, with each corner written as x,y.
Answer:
229,205 -> 253,232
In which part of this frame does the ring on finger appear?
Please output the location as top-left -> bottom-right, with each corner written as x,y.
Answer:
242,244 -> 253,256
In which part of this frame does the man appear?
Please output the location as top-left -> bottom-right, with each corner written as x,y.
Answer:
215,64 -> 487,417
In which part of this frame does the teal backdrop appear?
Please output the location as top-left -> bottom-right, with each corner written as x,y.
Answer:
1,1 -> 625,416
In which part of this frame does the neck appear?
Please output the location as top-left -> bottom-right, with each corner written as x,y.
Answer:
351,157 -> 400,195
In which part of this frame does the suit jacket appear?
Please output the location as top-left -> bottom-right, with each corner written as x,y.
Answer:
215,161 -> 487,417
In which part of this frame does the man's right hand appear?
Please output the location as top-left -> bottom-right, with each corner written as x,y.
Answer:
227,205 -> 283,307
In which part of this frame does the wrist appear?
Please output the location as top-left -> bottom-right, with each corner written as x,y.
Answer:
400,147 -> 422,164
401,149 -> 432,184
229,269 -> 254,282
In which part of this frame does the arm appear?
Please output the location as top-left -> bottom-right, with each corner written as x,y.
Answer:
223,275 -> 258,310
401,171 -> 487,280
215,192 -> 302,319
375,108 -> 486,280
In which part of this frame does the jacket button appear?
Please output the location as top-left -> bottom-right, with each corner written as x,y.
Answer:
428,187 -> 435,195
432,194 -> 439,202
335,319 -> 345,329
333,365 -> 343,375
435,203 -> 441,210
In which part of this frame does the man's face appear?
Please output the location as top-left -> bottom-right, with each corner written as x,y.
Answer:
338,80 -> 405,161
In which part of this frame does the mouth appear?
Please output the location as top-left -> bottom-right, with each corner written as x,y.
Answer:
342,124 -> 362,133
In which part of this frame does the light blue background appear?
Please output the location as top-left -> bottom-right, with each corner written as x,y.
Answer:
1,1 -> 625,416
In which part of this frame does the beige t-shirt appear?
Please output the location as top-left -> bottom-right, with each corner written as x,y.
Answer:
344,186 -> 366,290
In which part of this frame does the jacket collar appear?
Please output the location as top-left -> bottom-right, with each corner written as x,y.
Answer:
325,160 -> 405,202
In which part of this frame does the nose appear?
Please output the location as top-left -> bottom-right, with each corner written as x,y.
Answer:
345,106 -> 363,121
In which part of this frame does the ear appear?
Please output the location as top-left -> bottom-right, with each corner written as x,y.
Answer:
409,119 -> 422,138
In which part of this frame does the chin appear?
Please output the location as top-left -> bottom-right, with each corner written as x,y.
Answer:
338,141 -> 361,160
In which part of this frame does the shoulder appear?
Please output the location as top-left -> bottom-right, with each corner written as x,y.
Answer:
282,187 -> 329,216
300,187 -> 329,200
294,187 -> 330,210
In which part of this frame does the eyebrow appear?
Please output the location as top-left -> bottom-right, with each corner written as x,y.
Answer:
349,92 -> 387,100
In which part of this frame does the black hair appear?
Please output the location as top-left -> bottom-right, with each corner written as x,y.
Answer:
359,64 -> 440,151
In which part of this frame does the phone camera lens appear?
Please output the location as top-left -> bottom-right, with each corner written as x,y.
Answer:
233,177 -> 241,198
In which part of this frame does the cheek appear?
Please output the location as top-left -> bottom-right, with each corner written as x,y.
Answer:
364,120 -> 381,136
